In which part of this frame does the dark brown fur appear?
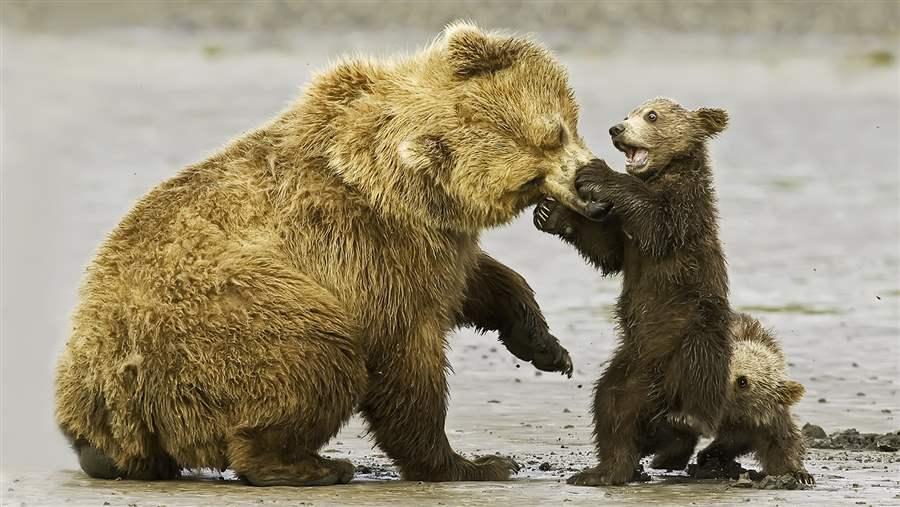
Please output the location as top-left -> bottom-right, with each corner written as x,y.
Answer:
55,23 -> 593,486
534,98 -> 732,485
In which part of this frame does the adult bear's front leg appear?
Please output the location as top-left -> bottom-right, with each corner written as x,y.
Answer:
457,252 -> 573,376
360,330 -> 520,481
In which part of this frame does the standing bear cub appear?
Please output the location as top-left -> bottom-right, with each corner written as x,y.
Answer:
534,97 -> 733,485
55,23 -> 596,486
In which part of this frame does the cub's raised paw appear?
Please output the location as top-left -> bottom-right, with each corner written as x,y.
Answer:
533,198 -> 575,237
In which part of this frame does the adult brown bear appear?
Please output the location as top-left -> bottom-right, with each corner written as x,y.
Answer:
54,23 -> 599,486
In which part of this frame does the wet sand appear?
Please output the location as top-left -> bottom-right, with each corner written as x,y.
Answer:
1,16 -> 898,507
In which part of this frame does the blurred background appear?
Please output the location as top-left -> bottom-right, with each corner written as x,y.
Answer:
2,0 -> 898,475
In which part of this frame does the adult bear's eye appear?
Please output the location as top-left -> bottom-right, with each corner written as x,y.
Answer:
737,375 -> 749,389
646,111 -> 658,122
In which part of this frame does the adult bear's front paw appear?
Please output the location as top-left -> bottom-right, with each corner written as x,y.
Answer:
501,323 -> 573,377
529,331 -> 574,377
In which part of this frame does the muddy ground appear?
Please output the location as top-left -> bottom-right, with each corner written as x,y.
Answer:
2,6 -> 899,507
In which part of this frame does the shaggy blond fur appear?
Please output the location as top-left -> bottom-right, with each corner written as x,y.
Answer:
54,22 -> 594,486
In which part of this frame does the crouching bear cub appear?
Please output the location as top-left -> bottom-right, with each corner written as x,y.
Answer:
535,97 -> 733,486
692,313 -> 812,483
535,97 -> 810,485
55,23 -> 598,487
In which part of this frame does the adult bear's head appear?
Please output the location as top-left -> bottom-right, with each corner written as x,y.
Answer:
295,22 -> 596,232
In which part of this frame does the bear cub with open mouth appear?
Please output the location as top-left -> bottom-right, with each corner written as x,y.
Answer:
534,97 -> 811,485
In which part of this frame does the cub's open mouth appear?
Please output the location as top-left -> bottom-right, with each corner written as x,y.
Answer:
613,139 -> 649,170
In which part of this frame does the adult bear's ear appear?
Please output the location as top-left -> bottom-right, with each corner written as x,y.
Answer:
694,107 -> 729,138
444,21 -> 523,78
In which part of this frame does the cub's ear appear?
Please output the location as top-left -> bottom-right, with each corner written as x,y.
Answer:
694,107 -> 729,138
778,380 -> 806,406
444,21 -> 523,78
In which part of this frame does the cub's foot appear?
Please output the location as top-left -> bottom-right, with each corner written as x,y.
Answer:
791,470 -> 815,485
567,465 -> 638,487
468,455 -> 521,480
242,457 -> 355,487
533,198 -> 576,237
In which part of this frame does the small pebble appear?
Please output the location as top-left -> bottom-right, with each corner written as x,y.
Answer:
539,462 -> 552,471
818,398 -> 828,403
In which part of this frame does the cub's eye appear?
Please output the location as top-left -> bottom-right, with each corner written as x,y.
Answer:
736,375 -> 749,389
523,175 -> 545,189
646,111 -> 658,122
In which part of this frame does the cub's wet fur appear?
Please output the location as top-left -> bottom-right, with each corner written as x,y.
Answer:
535,97 -> 732,486
535,97 -> 811,485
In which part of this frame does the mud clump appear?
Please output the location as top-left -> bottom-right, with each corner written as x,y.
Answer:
687,456 -> 764,481
804,426 -> 900,452
734,472 -> 811,490
687,458 -> 810,490
801,423 -> 827,439
355,464 -> 399,480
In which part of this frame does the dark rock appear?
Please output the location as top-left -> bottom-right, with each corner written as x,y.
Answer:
539,462 -> 552,471
802,423 -> 827,439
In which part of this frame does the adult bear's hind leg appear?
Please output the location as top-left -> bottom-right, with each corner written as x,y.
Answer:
223,271 -> 368,487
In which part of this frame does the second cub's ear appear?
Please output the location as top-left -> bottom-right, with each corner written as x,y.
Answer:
444,21 -> 523,78
694,107 -> 729,137
778,380 -> 806,406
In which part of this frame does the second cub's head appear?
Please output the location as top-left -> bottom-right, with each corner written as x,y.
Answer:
322,22 -> 596,231
609,97 -> 728,178
727,315 -> 805,427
